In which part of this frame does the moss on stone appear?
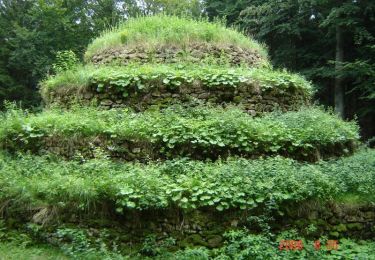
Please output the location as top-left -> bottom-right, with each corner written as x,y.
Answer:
334,224 -> 348,232
329,231 -> 340,238
347,223 -> 364,231
180,234 -> 208,248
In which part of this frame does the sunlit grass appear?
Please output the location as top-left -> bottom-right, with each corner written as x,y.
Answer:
84,15 -> 268,61
0,243 -> 67,260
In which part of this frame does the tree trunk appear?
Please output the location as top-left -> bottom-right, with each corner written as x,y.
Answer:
334,25 -> 345,118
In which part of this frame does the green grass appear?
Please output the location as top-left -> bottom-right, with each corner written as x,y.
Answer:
84,15 -> 268,62
40,63 -> 313,101
41,65 -> 94,93
0,148 -> 373,214
0,243 -> 67,260
0,106 -> 358,160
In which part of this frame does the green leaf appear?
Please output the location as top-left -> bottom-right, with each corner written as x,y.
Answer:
126,201 -> 136,208
97,83 -> 104,92
216,205 -> 224,211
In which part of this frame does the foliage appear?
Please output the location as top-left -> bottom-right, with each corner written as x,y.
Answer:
205,0 -> 375,138
213,230 -> 375,260
3,224 -> 375,260
52,50 -> 79,74
1,226 -> 375,259
88,65 -> 311,96
0,0 -> 107,107
215,230 -> 279,259
40,63 -> 312,99
317,147 -> 375,199
1,0 -> 373,139
341,57 -> 375,101
0,243 -> 68,260
139,235 -> 177,257
0,148 -> 373,215
172,248 -> 211,260
0,2 -> 373,259
0,106 -> 358,159
84,15 -> 267,61
53,227 -> 122,259
123,0 -> 204,18
40,65 -> 95,96
0,226 -> 120,259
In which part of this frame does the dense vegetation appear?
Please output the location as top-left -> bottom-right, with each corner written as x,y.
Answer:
40,63 -> 312,101
2,228 -> 375,259
0,106 -> 358,160
0,3 -> 374,259
205,0 -> 375,139
0,149 -> 374,258
1,0 -> 373,139
1,149 -> 374,214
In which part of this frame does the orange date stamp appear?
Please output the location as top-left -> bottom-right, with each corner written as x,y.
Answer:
279,239 -> 339,251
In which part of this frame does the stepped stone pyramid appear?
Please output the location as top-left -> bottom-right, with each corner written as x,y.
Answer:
37,16 -> 357,162
0,16 -> 373,253
42,17 -> 310,115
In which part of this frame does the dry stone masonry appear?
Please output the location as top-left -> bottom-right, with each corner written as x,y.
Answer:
47,80 -> 310,115
8,16 -> 367,252
90,44 -> 265,67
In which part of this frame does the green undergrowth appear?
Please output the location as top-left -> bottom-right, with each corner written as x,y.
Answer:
40,63 -> 312,101
1,230 -> 375,259
0,243 -> 67,260
0,149 -> 373,215
84,15 -> 268,62
0,106 -> 358,160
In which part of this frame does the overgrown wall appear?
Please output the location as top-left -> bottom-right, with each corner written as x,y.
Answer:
41,136 -> 355,162
89,44 -> 265,67
46,82 -> 310,114
23,203 -> 375,248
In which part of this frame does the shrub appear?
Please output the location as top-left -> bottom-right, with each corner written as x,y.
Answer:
52,50 -> 79,74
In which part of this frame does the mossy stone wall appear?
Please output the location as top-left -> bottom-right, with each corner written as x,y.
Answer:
47,81 -> 310,115
89,44 -> 265,67
27,203 -> 375,248
4,134 -> 355,162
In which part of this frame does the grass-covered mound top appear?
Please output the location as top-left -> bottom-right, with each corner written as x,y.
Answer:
0,149 -> 373,214
0,106 -> 359,161
84,15 -> 268,65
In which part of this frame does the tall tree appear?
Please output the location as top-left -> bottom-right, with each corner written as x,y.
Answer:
0,0 -> 205,108
0,0 -> 127,107
123,0 -> 203,17
205,0 -> 375,138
